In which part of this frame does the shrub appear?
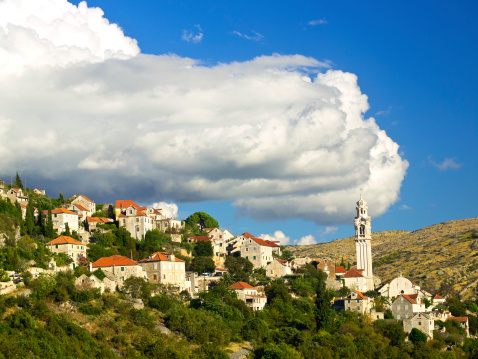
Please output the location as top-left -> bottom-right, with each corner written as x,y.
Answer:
79,304 -> 101,315
148,295 -> 173,312
408,328 -> 428,344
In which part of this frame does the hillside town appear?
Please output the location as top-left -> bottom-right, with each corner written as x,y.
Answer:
0,176 -> 476,356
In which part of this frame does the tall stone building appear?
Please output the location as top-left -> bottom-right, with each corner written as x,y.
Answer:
354,193 -> 374,290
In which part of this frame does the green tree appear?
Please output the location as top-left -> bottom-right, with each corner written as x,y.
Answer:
224,256 -> 253,282
14,172 -> 23,189
194,240 -> 214,257
315,269 -> 334,331
25,201 -> 35,235
191,256 -> 215,275
46,206 -> 54,239
185,212 -> 219,232
408,328 -> 428,344
123,276 -> 151,300
279,247 -> 295,262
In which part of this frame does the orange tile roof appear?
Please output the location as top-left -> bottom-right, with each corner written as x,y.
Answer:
73,203 -> 89,211
342,268 -> 364,278
52,208 -> 77,215
434,294 -> 444,299
446,316 -> 468,323
139,252 -> 184,262
46,236 -> 84,246
335,266 -> 346,273
115,200 -> 140,210
401,294 -> 418,304
353,291 -> 367,300
92,255 -> 138,268
86,216 -> 113,223
78,195 -> 94,203
241,232 -> 280,248
230,281 -> 255,290
246,294 -> 266,298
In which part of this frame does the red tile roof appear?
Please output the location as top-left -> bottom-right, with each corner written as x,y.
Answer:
400,294 -> 418,304
241,232 -> 280,248
434,294 -> 444,299
73,203 -> 89,211
230,281 -> 255,290
92,255 -> 138,268
46,236 -> 84,246
335,266 -> 346,273
353,291 -> 367,300
86,216 -> 113,223
342,268 -> 364,278
138,252 -> 184,262
52,208 -> 77,215
115,200 -> 140,210
246,294 -> 266,298
446,316 -> 468,323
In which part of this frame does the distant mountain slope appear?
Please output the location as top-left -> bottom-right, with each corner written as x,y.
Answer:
287,218 -> 478,297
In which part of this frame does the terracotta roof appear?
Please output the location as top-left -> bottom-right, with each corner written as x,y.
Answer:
335,266 -> 346,273
46,236 -> 84,246
230,281 -> 255,290
86,216 -> 113,223
434,294 -> 444,299
189,236 -> 211,242
138,252 -> 184,262
52,208 -> 77,215
242,232 -> 255,238
400,294 -> 418,304
215,267 -> 228,271
275,257 -> 290,266
78,195 -> 94,203
73,203 -> 89,211
353,291 -> 367,300
342,268 -> 364,278
446,316 -> 468,323
92,255 -> 138,267
115,200 -> 140,210
246,294 -> 266,298
241,233 -> 281,248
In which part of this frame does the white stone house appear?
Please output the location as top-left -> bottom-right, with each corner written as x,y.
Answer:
403,312 -> 435,339
344,291 -> 375,314
265,256 -> 293,278
75,273 -> 116,293
6,188 -> 28,204
91,255 -> 145,288
342,268 -> 370,292
45,235 -> 86,269
48,208 -> 79,233
118,205 -> 154,240
230,232 -> 281,269
85,216 -> 115,231
71,195 -> 96,214
230,281 -> 267,311
139,252 -> 186,291
70,203 -> 93,222
378,275 -> 431,300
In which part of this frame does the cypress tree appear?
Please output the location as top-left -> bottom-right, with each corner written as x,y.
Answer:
14,172 -> 23,189
46,206 -> 54,239
25,201 -> 34,235
315,269 -> 334,331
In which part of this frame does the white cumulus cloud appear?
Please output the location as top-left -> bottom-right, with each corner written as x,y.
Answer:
295,235 -> 317,245
428,156 -> 463,171
0,0 -> 409,226
151,202 -> 179,219
259,231 -> 291,245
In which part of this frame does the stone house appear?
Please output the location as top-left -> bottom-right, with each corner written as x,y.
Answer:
91,255 -> 145,287
75,273 -> 116,293
342,268 -> 370,292
19,204 -> 38,220
265,256 -> 293,278
229,232 -> 281,269
343,291 -> 374,314
70,203 -> 93,222
317,258 -> 336,278
222,229 -> 235,241
71,195 -> 96,214
32,188 -> 46,196
48,208 -> 79,233
433,294 -> 446,304
114,200 -> 140,220
139,252 -> 186,291
188,235 -> 227,266
446,316 -> 470,336
118,205 -> 154,240
45,235 -> 86,269
403,313 -> 435,339
230,281 -> 267,311
185,272 -> 199,294
6,188 -> 28,204
391,294 -> 426,320
378,275 -> 431,300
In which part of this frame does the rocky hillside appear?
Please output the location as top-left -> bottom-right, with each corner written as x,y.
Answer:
287,218 -> 478,298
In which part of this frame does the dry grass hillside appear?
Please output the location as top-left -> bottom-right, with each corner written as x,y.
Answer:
287,218 -> 478,298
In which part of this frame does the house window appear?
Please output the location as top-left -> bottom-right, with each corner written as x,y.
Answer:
418,321 -> 422,325
121,267 -> 125,272
246,256 -> 248,260
153,263 -> 157,270
253,256 -> 256,260
55,245 -> 58,249
153,274 -> 157,280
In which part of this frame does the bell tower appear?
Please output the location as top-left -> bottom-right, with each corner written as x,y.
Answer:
354,193 -> 373,280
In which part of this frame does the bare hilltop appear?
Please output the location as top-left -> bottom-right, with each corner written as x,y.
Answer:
286,218 -> 478,297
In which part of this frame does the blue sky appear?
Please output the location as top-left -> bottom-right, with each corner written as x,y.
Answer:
1,0 -> 476,244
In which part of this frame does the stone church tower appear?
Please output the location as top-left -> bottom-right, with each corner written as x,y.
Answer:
354,193 -> 374,289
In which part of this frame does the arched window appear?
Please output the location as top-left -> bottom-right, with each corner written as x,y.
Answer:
360,225 -> 365,235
